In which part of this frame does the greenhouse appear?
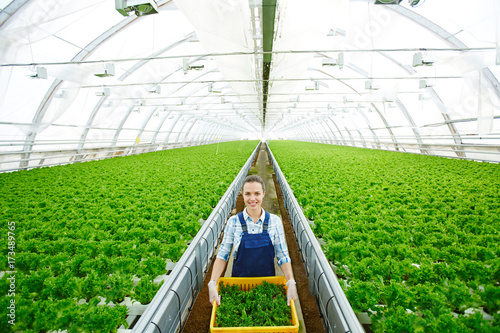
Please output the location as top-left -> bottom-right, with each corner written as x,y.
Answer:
0,0 -> 499,332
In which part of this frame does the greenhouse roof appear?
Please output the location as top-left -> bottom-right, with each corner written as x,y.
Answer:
0,0 -> 499,171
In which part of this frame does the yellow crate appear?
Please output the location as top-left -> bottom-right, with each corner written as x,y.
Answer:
209,276 -> 299,333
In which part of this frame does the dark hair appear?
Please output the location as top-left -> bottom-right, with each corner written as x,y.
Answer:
243,175 -> 266,192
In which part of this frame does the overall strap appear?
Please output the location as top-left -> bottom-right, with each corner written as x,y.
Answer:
237,212 -> 248,232
263,211 -> 270,232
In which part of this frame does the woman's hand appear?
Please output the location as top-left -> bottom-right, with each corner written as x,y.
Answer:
208,280 -> 220,305
286,279 -> 298,306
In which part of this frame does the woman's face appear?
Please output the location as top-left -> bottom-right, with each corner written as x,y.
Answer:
243,181 -> 265,211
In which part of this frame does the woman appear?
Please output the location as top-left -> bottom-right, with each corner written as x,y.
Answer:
207,175 -> 298,306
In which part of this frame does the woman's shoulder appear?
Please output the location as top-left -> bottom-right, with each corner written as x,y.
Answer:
265,211 -> 282,222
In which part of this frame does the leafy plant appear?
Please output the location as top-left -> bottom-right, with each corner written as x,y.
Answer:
132,276 -> 164,304
0,141 -> 258,332
215,281 -> 292,327
270,140 -> 500,331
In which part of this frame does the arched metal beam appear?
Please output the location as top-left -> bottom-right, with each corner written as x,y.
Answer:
173,116 -> 191,143
328,116 -> 346,145
149,110 -> 173,152
356,106 -> 381,149
163,113 -> 183,146
19,14 -> 142,168
0,0 -> 31,27
370,103 -> 400,151
322,116 -> 340,145
182,118 -> 199,146
17,0 -> 177,168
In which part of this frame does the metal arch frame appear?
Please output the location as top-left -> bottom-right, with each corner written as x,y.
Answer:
356,129 -> 366,148
101,68 -> 224,156
324,117 -> 341,145
355,106 -> 381,149
136,71 -> 217,148
147,109 -> 173,152
328,116 -> 347,145
199,124 -> 213,144
370,103 -> 400,151
318,121 -> 334,144
387,5 -> 499,156
173,116 -> 192,144
191,122 -> 205,144
106,103 -> 142,158
181,117 -> 199,146
306,125 -> 316,142
297,7 -> 500,158
427,88 -> 466,158
305,123 -> 320,143
16,3 -> 145,168
76,34 -> 201,159
131,107 -> 159,154
310,63 -> 419,151
198,121 -> 225,145
14,0 -> 177,168
319,121 -> 335,145
163,113 -> 183,146
203,124 -> 222,144
201,121 -> 224,144
148,70 -> 229,148
394,99 -> 428,154
14,1 -> 238,169
343,124 -> 356,146
0,0 -> 30,27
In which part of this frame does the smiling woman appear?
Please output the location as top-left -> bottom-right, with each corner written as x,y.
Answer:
208,174 -> 298,306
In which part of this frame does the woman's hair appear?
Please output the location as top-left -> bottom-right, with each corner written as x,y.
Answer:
243,175 -> 266,192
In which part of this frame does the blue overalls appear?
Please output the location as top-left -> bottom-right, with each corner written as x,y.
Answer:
231,211 -> 276,277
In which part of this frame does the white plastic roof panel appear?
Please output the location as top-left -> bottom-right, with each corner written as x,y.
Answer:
0,0 -> 499,172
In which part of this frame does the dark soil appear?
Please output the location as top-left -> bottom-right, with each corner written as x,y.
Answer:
181,193 -> 244,333
273,173 -> 325,333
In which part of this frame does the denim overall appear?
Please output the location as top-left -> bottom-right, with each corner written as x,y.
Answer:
232,211 -> 276,277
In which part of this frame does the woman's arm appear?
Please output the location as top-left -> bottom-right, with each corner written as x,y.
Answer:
210,258 -> 228,282
279,262 -> 294,281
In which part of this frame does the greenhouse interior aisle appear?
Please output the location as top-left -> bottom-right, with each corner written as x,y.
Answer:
182,143 -> 325,332
1,0 -> 499,331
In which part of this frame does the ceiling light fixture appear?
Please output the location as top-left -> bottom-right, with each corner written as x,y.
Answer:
94,64 -> 115,78
419,79 -> 433,89
208,83 -> 221,93
182,58 -> 204,75
365,80 -> 379,90
116,0 -> 159,17
95,88 -> 110,97
29,67 -> 47,79
305,81 -> 320,91
412,52 -> 434,67
374,0 -> 402,5
149,85 -> 161,94
322,53 -> 344,69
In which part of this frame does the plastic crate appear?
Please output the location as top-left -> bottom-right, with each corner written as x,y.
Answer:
209,276 -> 299,333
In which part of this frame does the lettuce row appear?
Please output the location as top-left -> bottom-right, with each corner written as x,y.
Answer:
270,141 -> 500,332
0,141 -> 258,332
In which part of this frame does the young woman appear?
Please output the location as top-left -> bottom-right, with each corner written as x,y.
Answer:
207,175 -> 298,306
